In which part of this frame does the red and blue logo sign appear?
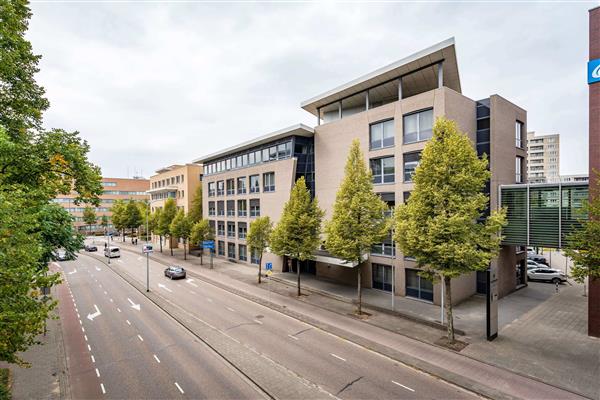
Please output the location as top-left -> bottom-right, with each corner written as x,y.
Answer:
589,58 -> 600,85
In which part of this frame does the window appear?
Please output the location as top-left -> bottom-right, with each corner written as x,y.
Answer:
250,199 -> 260,217
208,201 -> 215,216
226,179 -> 235,195
176,176 -> 180,184
403,152 -> 421,182
372,264 -> 393,292
216,181 -> 224,196
239,244 -> 247,261
263,172 -> 275,192
255,150 -> 262,164
228,243 -> 236,259
217,201 -> 225,216
227,222 -> 236,238
405,269 -> 433,301
251,248 -> 260,265
218,241 -> 225,256
249,152 -> 255,165
181,175 -> 184,183
403,191 -> 411,203
516,121 -> 524,148
227,200 -> 235,217
370,157 -> 395,184
516,156 -> 523,183
250,175 -> 260,193
238,200 -> 247,217
101,182 -> 117,187
403,109 -> 433,144
217,221 -> 225,237
262,148 -> 269,163
269,146 -> 277,161
238,222 -> 247,239
370,120 -> 395,149
237,177 -> 247,194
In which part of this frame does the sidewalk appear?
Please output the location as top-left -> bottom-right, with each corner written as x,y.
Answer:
108,238 -> 595,399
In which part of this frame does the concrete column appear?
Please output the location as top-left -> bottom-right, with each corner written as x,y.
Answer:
437,62 -> 443,88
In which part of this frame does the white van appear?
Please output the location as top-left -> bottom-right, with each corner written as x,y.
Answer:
104,246 -> 120,258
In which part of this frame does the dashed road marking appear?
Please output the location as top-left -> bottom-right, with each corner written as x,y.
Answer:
84,335 -> 88,341
91,355 -> 95,363
153,354 -> 161,363
126,320 -> 131,325
81,327 -> 85,333
226,307 -> 235,312
95,368 -> 100,377
207,298 -> 213,303
254,319 -> 263,325
103,291 -> 107,295
77,313 -> 80,318
109,299 -> 113,303
189,291 -> 197,295
100,383 -> 106,394
79,319 -> 82,325
87,344 -> 91,351
137,334 -> 144,342
117,308 -> 121,313
392,380 -> 415,392
174,382 -> 184,394
330,353 -> 346,362
288,334 -> 299,341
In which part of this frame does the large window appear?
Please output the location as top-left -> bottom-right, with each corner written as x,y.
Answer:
250,175 -> 260,193
405,269 -> 433,302
227,222 -> 236,238
516,156 -> 523,183
216,180 -> 225,196
263,172 -> 275,192
516,121 -> 524,148
218,240 -> 225,256
226,179 -> 235,195
228,243 -> 236,259
250,199 -> 260,217
237,200 -> 247,217
403,152 -> 421,182
237,177 -> 247,194
403,109 -> 433,144
208,182 -> 215,197
239,244 -> 247,261
372,233 -> 395,257
370,119 -> 395,150
217,221 -> 225,237
251,248 -> 260,265
217,201 -> 225,216
227,200 -> 235,217
372,264 -> 393,292
370,157 -> 395,184
238,222 -> 247,239
208,201 -> 215,216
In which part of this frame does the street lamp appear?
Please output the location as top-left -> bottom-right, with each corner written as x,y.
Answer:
146,201 -> 150,292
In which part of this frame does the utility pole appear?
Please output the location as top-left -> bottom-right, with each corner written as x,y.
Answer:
146,201 -> 150,292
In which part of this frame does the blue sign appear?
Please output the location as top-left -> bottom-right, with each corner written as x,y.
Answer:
202,240 -> 214,249
588,58 -> 600,85
265,262 -> 273,271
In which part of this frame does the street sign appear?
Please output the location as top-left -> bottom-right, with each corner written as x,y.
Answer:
202,240 -> 215,249
265,262 -> 273,271
266,270 -> 272,277
142,244 -> 153,254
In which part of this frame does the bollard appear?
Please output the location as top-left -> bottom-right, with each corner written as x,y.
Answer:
555,281 -> 559,293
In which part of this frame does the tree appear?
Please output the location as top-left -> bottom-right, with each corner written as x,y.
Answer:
152,208 -> 163,252
82,206 -> 97,236
188,185 -> 203,223
170,210 -> 192,260
247,216 -> 273,284
394,117 -> 506,344
137,201 -> 150,240
324,139 -> 389,315
110,200 -> 127,241
271,177 -> 323,296
158,198 -> 178,256
564,180 -> 600,297
100,215 -> 109,233
125,200 -> 143,241
191,219 -> 213,265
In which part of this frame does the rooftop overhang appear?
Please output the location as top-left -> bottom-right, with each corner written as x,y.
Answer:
147,186 -> 178,194
313,250 -> 369,268
192,123 -> 314,164
300,38 -> 461,117
154,164 -> 184,174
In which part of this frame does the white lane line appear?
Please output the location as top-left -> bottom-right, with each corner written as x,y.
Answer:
91,355 -> 95,363
254,319 -> 263,325
100,383 -> 106,394
117,259 -> 123,263
174,382 -> 184,394
330,353 -> 346,362
226,307 -> 235,312
117,308 -> 121,313
109,299 -> 113,303
189,291 -> 197,295
158,283 -> 172,293
95,368 -> 100,377
126,320 -> 131,325
288,334 -> 299,340
103,291 -> 107,295
207,298 -> 213,303
87,344 -> 91,351
153,354 -> 161,363
84,335 -> 88,341
137,334 -> 144,342
81,327 -> 85,333
77,313 -> 80,319
392,380 -> 415,392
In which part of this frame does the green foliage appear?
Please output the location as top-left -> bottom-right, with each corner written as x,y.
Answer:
394,117 -> 506,342
188,185 -> 203,223
564,182 -> 600,284
110,200 -> 127,234
38,203 -> 83,264
82,206 -> 96,227
124,200 -> 143,232
324,139 -> 389,314
159,198 -> 178,255
0,368 -> 9,400
190,219 -> 213,246
170,210 -> 192,259
247,216 -> 272,283
100,215 -> 109,229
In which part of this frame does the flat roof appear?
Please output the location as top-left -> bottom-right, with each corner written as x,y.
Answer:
300,38 -> 461,116
192,123 -> 314,164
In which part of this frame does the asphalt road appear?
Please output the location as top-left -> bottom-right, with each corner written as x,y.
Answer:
66,242 -> 479,400
56,255 -> 266,399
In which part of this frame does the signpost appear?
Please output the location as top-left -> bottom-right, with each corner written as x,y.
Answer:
203,240 -> 215,269
143,244 -> 153,292
265,265 -> 273,302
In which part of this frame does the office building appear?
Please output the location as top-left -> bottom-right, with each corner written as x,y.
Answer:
560,174 -> 589,183
53,177 -> 150,234
526,132 -> 560,183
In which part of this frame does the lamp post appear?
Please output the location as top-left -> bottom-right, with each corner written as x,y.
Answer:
146,201 -> 150,292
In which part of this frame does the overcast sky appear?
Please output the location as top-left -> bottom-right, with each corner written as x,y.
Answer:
28,1 -> 596,178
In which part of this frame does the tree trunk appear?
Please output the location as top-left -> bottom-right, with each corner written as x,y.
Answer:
200,249 -> 203,265
357,264 -> 362,315
297,258 -> 301,296
258,254 -> 262,284
443,275 -> 455,343
159,236 -> 163,253
183,240 -> 187,260
170,237 -> 173,256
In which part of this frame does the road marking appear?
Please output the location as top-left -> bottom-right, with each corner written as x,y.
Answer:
109,298 -> 113,303
87,305 -> 102,321
84,335 -> 88,341
177,284 -> 182,287
117,259 -> 123,263
100,383 -> 106,394
153,354 -> 161,363
81,327 -> 85,333
392,380 -> 415,392
95,368 -> 100,377
226,307 -> 235,312
117,308 -> 121,313
137,257 -> 142,261
174,382 -> 184,394
68,269 -> 77,275
288,334 -> 299,340
186,279 -> 198,287
95,266 -> 101,271
189,291 -> 197,295
158,283 -> 172,292
78,319 -> 82,325
207,298 -> 213,303
126,320 -> 131,325
137,334 -> 144,342
103,291 -> 107,295
254,319 -> 263,325
330,353 -> 346,362
127,298 -> 141,311
77,313 -> 80,319
87,344 -> 91,351
91,355 -> 95,363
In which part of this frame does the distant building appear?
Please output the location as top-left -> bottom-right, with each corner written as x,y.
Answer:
526,132 -> 560,183
53,177 -> 150,234
560,174 -> 589,183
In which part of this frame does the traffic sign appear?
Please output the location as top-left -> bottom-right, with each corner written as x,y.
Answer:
265,262 -> 273,271
142,244 -> 153,254
202,240 -> 215,249
266,270 -> 272,277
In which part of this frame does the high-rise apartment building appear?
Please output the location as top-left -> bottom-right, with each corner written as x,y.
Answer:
526,132 -> 560,183
53,177 -> 149,234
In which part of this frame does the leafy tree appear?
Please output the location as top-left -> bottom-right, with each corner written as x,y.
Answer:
247,216 -> 272,284
152,208 -> 163,252
188,185 -> 203,223
110,200 -> 127,241
82,206 -> 97,236
190,219 -> 213,265
271,177 -> 323,296
137,201 -> 150,240
394,117 -> 506,344
125,200 -> 143,241
564,180 -> 600,296
100,215 -> 109,232
158,198 -> 178,256
324,139 -> 389,315
170,210 -> 192,260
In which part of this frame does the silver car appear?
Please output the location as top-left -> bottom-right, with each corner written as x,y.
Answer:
527,268 -> 567,284
164,266 -> 186,280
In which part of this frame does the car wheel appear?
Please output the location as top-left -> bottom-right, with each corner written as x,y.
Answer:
552,277 -> 561,284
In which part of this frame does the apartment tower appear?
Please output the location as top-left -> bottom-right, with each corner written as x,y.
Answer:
526,132 -> 560,183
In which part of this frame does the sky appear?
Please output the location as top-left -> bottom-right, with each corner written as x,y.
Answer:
27,1 -> 597,178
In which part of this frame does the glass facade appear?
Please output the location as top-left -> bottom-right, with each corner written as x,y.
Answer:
403,109 -> 433,144
370,119 -> 395,150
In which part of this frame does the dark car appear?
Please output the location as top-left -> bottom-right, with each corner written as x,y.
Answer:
84,244 -> 98,252
164,266 -> 186,280
527,251 -> 548,265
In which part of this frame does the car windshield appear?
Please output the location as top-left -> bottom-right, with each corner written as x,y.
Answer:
171,267 -> 183,272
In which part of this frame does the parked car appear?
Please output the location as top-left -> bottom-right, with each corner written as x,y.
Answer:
164,266 -> 186,280
527,259 -> 543,270
54,249 -> 75,261
527,268 -> 567,284
527,251 -> 548,265
84,244 -> 98,252
104,246 -> 120,258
